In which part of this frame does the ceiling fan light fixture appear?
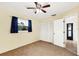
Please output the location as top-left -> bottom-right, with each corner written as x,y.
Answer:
26,2 -> 50,14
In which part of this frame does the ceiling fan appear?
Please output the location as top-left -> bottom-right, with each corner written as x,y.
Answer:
26,2 -> 50,14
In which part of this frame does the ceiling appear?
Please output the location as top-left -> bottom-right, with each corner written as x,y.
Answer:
0,2 -> 79,19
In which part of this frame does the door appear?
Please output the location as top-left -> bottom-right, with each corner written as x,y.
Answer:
40,22 -> 53,43
54,19 -> 65,47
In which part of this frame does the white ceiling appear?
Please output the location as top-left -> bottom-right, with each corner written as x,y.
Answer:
0,2 -> 79,19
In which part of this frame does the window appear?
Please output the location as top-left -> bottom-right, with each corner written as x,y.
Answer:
18,18 -> 28,32
10,16 -> 32,33
67,23 -> 73,40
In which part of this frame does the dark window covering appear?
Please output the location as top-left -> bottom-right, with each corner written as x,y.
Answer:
28,20 -> 32,32
67,23 -> 73,40
10,16 -> 18,33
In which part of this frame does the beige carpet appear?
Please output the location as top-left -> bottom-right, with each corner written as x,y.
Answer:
0,40 -> 76,56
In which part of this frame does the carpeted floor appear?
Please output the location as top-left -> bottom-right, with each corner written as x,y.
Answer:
0,40 -> 76,56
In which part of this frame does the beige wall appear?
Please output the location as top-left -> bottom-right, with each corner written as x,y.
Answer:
0,9 -> 40,54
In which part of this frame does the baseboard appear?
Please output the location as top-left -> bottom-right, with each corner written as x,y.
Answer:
39,40 -> 53,44
0,40 -> 39,54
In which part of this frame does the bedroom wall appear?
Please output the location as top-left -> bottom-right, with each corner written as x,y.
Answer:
0,8 -> 40,54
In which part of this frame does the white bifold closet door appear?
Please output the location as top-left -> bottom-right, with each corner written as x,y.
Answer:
40,22 -> 53,43
54,19 -> 65,47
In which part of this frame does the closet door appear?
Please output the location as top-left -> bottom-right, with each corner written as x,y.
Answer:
40,22 -> 53,43
54,19 -> 65,47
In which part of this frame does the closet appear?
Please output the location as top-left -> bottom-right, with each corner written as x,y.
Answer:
40,22 -> 53,43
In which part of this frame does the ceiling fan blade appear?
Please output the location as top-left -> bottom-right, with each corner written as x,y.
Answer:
34,2 -> 38,6
42,4 -> 50,8
27,7 -> 36,9
41,9 -> 46,13
34,10 -> 37,14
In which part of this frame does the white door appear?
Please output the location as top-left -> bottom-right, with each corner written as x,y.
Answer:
54,19 -> 65,47
40,23 -> 53,43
